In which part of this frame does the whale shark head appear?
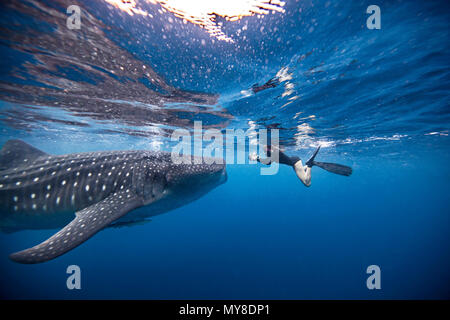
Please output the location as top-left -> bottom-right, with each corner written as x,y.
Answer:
163,158 -> 227,202
167,160 -> 227,192
137,154 -> 227,206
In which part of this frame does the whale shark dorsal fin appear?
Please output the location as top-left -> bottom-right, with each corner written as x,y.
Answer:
0,139 -> 48,170
9,190 -> 144,264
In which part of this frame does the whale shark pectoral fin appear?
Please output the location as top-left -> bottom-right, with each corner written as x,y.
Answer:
109,219 -> 152,228
9,190 -> 144,264
0,139 -> 49,170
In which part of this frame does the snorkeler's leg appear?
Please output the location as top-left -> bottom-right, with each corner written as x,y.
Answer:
293,159 -> 312,187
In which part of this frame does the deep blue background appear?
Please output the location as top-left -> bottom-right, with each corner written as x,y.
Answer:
0,0 -> 449,299
0,142 -> 449,299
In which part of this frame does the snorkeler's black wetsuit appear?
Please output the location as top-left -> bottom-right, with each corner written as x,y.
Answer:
251,78 -> 280,94
263,146 -> 300,166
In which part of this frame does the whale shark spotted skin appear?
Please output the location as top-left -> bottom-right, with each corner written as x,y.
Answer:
0,140 -> 227,264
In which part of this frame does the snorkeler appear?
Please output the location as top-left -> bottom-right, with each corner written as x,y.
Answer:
249,145 -> 352,187
251,78 -> 280,93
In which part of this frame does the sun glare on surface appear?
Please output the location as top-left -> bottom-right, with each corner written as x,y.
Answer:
105,0 -> 286,42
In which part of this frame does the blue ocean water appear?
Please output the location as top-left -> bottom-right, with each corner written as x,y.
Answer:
0,0 -> 449,299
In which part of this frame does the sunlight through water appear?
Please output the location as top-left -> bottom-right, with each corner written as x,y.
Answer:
105,0 -> 286,42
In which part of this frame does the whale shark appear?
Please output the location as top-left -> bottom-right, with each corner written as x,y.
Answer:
0,140 -> 227,264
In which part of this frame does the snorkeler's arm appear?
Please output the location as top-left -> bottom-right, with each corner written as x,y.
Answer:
249,152 -> 272,165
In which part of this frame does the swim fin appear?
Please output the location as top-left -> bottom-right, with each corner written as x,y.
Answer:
305,146 -> 321,167
312,161 -> 352,176
305,146 -> 352,176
